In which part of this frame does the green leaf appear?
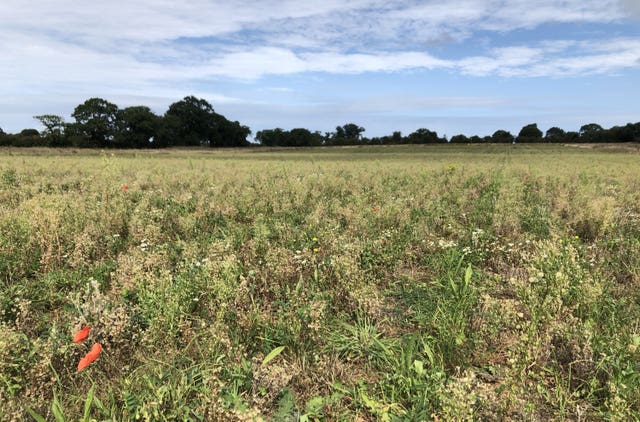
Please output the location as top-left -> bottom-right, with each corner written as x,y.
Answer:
261,346 -> 285,366
83,384 -> 94,422
25,407 -> 47,422
413,360 -> 424,376
464,264 -> 473,285
52,391 -> 66,422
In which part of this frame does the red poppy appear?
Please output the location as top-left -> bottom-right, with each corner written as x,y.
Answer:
121,184 -> 128,192
373,206 -> 380,212
72,325 -> 90,343
77,343 -> 102,372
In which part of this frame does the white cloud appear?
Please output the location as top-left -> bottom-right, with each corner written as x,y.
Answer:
1,0 -> 639,133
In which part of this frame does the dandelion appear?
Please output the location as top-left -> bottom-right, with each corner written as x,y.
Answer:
72,325 -> 90,343
78,343 -> 102,372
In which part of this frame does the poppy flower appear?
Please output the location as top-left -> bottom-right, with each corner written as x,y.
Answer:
373,206 -> 380,212
77,343 -> 102,372
121,184 -> 128,192
72,325 -> 90,343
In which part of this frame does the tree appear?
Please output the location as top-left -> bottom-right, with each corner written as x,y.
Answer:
608,123 -> 638,143
71,98 -> 119,147
329,123 -> 365,145
160,96 -> 249,147
545,127 -> 566,143
289,128 -> 321,146
391,131 -> 403,144
34,114 -> 67,147
13,129 -> 43,147
115,106 -> 159,148
162,96 -> 216,146
491,130 -> 514,143
517,123 -> 543,143
256,128 -> 285,146
212,117 -> 251,147
407,128 -> 440,144
579,123 -> 604,142
450,134 -> 469,144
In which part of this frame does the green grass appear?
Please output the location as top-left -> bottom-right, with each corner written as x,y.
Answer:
1,144 -> 639,420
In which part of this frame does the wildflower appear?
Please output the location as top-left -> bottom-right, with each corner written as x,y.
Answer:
72,325 -> 90,343
78,343 -> 102,372
121,183 -> 128,192
373,206 -> 379,212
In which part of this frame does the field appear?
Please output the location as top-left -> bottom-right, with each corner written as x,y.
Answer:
1,144 -> 639,420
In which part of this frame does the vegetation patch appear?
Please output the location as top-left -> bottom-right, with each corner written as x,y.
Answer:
1,144 -> 639,420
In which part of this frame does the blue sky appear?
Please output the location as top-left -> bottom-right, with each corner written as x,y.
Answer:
1,0 -> 639,138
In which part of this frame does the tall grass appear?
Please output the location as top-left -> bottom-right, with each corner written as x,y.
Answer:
1,144 -> 639,420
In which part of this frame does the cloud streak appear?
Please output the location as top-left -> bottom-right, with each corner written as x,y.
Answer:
0,0 -> 638,134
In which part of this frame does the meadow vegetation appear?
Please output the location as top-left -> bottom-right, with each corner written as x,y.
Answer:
1,144 -> 639,420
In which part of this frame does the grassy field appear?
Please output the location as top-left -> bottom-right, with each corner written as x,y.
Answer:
1,144 -> 639,420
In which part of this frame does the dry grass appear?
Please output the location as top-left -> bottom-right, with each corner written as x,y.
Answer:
1,144 -> 639,420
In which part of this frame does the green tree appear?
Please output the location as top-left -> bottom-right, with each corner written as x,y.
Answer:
329,123 -> 365,145
13,129 -> 43,147
289,128 -> 320,146
160,96 -> 249,147
407,128 -> 440,144
161,96 -> 216,146
579,123 -> 603,142
256,128 -> 285,146
34,114 -> 67,147
517,123 -> 543,143
450,134 -> 469,144
212,116 -> 251,147
545,127 -> 566,143
491,130 -> 514,143
71,98 -> 119,147
115,106 -> 160,148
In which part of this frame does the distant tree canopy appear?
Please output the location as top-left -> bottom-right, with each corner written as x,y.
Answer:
0,96 -> 251,148
492,130 -> 515,143
34,114 -> 67,147
517,123 -> 543,143
1,102 -> 640,148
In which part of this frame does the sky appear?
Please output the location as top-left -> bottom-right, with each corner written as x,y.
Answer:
1,0 -> 639,138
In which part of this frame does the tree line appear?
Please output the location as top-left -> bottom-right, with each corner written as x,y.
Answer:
0,96 -> 251,148
1,97 -> 639,148
257,122 -> 640,146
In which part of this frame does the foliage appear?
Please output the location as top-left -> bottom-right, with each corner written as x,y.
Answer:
70,98 -> 120,147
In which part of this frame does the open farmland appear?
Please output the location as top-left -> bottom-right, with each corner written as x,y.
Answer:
1,144 -> 639,420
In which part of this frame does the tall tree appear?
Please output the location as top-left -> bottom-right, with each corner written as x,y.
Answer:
71,98 -> 119,147
34,114 -> 67,147
492,130 -> 515,143
450,134 -> 469,144
256,128 -> 285,146
579,123 -> 604,142
407,128 -> 440,144
545,127 -> 566,143
162,96 -> 216,146
330,123 -> 365,145
115,106 -> 159,148
517,123 -> 543,143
